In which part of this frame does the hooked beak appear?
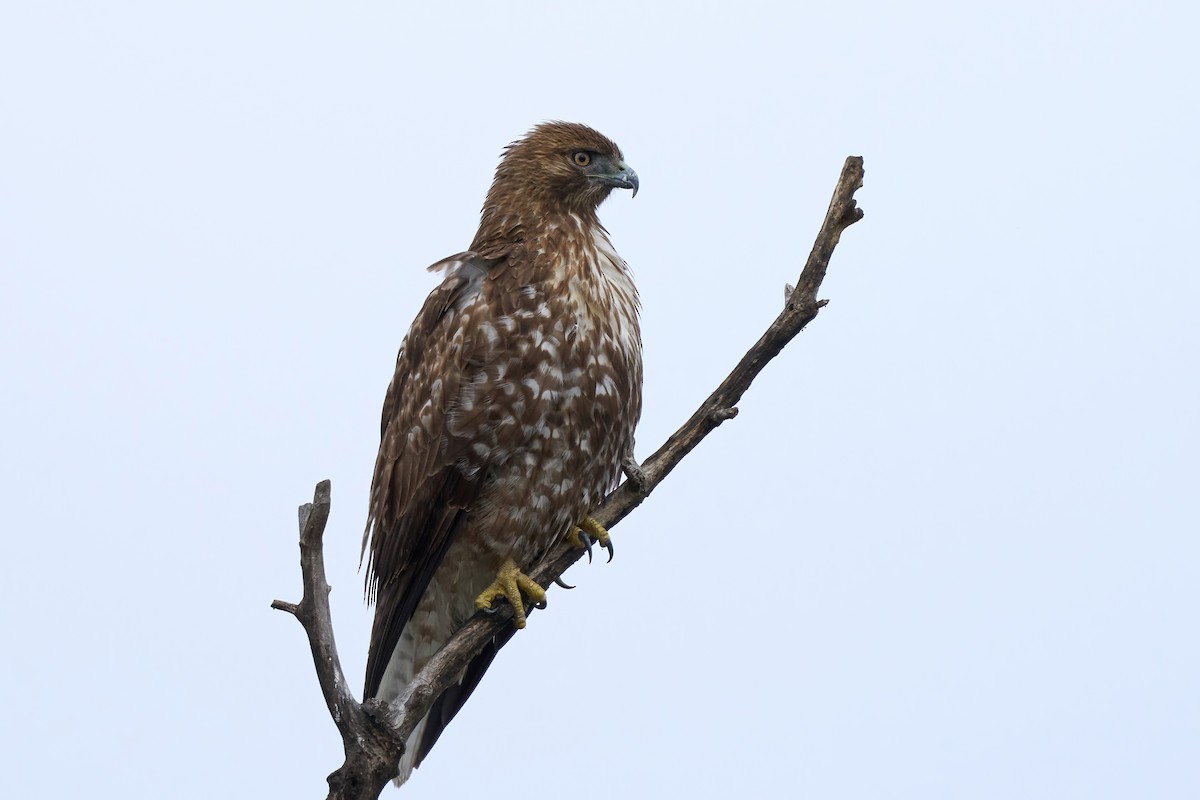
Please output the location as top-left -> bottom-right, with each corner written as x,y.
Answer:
593,162 -> 639,197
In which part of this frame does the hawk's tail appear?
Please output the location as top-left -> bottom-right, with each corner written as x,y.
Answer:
377,622 -> 519,787
374,627 -> 427,787
395,721 -> 425,786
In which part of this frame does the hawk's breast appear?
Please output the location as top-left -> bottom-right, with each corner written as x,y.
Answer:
455,223 -> 641,564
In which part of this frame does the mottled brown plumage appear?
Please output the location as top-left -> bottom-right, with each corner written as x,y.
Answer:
361,122 -> 642,784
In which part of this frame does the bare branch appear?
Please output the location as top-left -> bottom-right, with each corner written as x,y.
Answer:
271,481 -> 355,723
275,156 -> 865,796
273,482 -> 406,798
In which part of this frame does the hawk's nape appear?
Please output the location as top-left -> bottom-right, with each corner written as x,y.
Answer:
361,122 -> 642,786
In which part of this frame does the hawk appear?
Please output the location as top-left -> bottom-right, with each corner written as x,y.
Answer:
361,122 -> 642,785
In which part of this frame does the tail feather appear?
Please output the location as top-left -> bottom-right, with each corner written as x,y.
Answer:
375,618 -> 520,786
374,627 -> 426,787
415,626 -> 517,762
370,548 -> 519,786
394,717 -> 427,786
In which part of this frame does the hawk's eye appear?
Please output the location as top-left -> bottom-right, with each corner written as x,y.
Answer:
572,151 -> 591,167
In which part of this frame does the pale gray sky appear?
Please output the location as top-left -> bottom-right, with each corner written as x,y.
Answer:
2,2 -> 1197,798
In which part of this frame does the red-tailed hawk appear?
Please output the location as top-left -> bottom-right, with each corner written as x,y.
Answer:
362,122 -> 642,784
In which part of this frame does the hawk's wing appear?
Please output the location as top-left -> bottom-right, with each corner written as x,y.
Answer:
362,251 -> 499,700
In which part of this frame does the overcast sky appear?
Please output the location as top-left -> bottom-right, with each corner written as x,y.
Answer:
2,2 -> 1197,798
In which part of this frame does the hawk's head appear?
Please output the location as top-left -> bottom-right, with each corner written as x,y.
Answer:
489,122 -> 638,215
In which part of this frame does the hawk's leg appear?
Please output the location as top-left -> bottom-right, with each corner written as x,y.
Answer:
474,558 -> 547,629
566,515 -> 613,562
621,451 -> 650,493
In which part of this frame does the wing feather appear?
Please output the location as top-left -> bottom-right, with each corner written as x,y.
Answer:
362,253 -> 495,699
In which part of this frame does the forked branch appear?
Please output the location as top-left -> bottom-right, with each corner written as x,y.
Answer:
273,156 -> 865,799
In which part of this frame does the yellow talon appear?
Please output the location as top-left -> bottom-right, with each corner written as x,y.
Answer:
579,516 -> 610,548
566,516 -> 613,562
474,557 -> 546,629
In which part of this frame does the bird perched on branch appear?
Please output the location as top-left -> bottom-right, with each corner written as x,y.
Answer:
361,122 -> 642,785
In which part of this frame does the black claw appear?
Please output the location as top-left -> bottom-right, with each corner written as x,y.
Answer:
578,531 -> 594,563
481,604 -> 499,615
533,598 -> 548,610
554,577 -> 575,590
603,540 -> 614,563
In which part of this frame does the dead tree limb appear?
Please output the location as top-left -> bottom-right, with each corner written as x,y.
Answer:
273,156 -> 865,799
